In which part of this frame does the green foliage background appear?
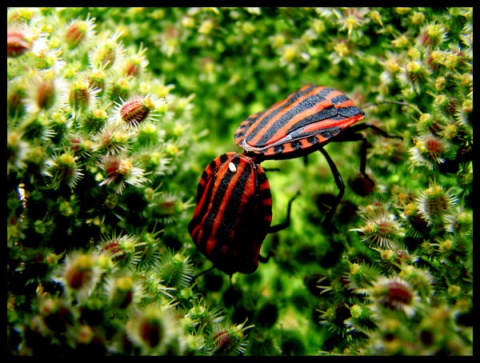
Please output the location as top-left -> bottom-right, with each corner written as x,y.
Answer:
7,7 -> 472,356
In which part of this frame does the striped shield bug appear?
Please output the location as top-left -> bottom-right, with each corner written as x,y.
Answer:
188,152 -> 297,275
235,85 -> 366,159
234,85 -> 402,223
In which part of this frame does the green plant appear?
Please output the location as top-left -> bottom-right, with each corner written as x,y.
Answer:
7,7 -> 251,356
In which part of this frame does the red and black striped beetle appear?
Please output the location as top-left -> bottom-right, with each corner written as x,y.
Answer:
188,152 -> 296,275
235,84 -> 401,222
235,85 -> 366,159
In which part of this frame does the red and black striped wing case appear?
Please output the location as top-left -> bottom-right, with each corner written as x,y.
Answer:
235,85 -> 365,159
188,152 -> 272,274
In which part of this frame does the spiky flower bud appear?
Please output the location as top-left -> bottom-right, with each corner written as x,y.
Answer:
399,265 -> 433,300
212,320 -> 254,356
82,107 -> 108,133
7,28 -> 32,57
351,213 -> 404,249
434,76 -> 446,91
367,276 -> 418,317
406,60 -> 421,74
410,12 -> 425,25
416,181 -> 457,227
39,298 -> 74,333
97,232 -> 144,268
89,32 -> 124,70
26,70 -> 65,113
122,46 -> 148,78
98,155 -> 147,194
34,76 -> 56,110
137,123 -> 159,146
88,69 -> 107,96
333,41 -> 349,57
58,199 -> 74,217
94,127 -> 131,155
384,57 -> 400,74
8,79 -> 27,118
149,193 -> 186,223
65,22 -> 87,48
430,50 -> 445,65
64,17 -> 95,50
369,10 -> 383,26
115,96 -> 157,127
376,248 -> 416,272
64,253 -> 97,296
461,99 -> 472,113
409,133 -> 448,170
127,306 -> 175,353
108,276 -> 135,309
139,313 -> 164,348
45,152 -> 83,189
391,35 -> 408,48
443,52 -> 459,69
68,79 -> 99,119
424,23 -> 447,47
109,77 -> 131,102
7,7 -> 36,24
345,262 -> 381,290
7,130 -> 30,174
158,251 -> 193,290
185,301 -> 223,332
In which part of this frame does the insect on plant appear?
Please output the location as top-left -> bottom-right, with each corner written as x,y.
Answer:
235,84 -> 402,223
188,152 -> 297,275
189,85 -> 401,275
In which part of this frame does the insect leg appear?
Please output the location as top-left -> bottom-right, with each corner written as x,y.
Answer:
319,148 -> 345,224
193,265 -> 216,279
332,131 -> 371,182
263,167 -> 281,172
259,191 -> 300,263
268,191 -> 300,233
258,253 -> 272,263
332,124 -> 402,182
303,155 -> 309,166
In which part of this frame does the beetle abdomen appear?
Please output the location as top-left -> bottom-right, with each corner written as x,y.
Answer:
188,153 -> 272,274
